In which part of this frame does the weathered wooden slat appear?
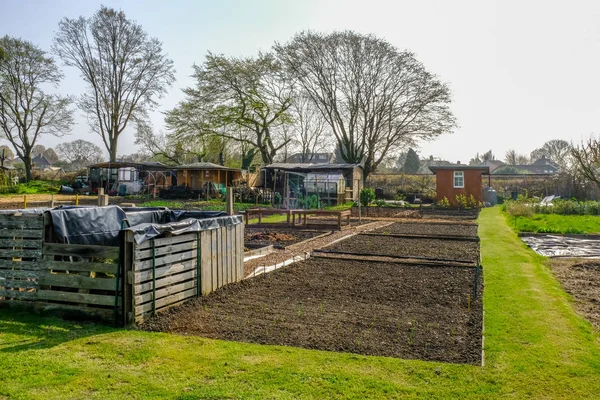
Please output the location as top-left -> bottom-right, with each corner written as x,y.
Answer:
0,289 -> 36,300
0,216 -> 43,229
43,260 -> 118,274
134,250 -> 196,271
0,269 -> 39,279
211,229 -> 218,291
0,279 -> 38,289
0,229 -> 43,239
0,259 -> 116,274
137,234 -> 198,250
201,230 -> 211,295
135,269 -> 196,294
36,289 -> 118,306
134,260 -> 195,284
43,243 -> 119,259
0,239 -> 43,248
0,300 -> 115,321
135,240 -> 197,260
0,249 -> 42,258
134,287 -> 196,316
38,272 -> 116,291
134,279 -> 196,305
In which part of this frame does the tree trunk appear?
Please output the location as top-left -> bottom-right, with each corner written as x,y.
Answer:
109,138 -> 118,162
23,155 -> 33,182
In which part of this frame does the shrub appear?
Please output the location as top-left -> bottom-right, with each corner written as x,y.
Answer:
360,188 -> 376,207
436,197 -> 450,208
374,199 -> 386,207
506,200 -> 534,229
455,194 -> 468,209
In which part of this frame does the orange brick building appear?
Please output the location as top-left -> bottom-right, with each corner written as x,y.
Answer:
429,165 -> 489,206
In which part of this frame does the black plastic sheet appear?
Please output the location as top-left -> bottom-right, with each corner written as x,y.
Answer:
47,205 -> 235,246
125,215 -> 243,244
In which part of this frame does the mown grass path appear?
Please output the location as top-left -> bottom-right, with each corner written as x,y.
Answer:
0,207 -> 599,399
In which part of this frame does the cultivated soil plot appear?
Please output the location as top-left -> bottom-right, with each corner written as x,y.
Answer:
549,259 -> 600,330
372,222 -> 478,237
324,235 -> 480,263
142,258 -> 483,364
245,228 -> 328,248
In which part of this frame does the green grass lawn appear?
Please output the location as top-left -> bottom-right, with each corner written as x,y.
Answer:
0,180 -> 63,195
506,212 -> 600,234
1,207 -> 599,399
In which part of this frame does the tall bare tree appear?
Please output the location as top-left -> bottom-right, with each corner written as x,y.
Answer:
0,36 -> 73,181
56,139 -> 104,170
289,92 -> 330,162
53,6 -> 175,162
275,31 -> 456,180
135,121 -> 199,165
166,52 -> 293,165
572,137 -> 600,189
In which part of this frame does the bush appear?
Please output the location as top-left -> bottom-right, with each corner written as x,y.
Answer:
436,197 -> 450,208
374,199 -> 386,207
455,194 -> 468,209
360,188 -> 376,207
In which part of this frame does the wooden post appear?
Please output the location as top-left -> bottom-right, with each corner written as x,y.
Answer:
226,187 -> 234,215
100,194 -> 109,206
23,194 -> 27,209
122,230 -> 135,326
97,188 -> 104,207
75,194 -> 79,206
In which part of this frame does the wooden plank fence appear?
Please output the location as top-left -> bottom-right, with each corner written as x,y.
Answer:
0,212 -> 245,326
0,213 -> 120,321
124,222 -> 244,324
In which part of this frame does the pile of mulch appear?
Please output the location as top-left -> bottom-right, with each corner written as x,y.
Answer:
142,258 -> 483,364
245,228 -> 326,247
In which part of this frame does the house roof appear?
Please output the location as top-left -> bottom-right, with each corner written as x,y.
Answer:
429,165 -> 490,173
32,154 -> 52,166
174,162 -> 241,172
416,159 -> 453,175
479,159 -> 505,173
265,163 -> 362,172
492,164 -> 558,175
87,161 -> 170,170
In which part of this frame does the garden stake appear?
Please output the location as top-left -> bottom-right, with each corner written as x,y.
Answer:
468,294 -> 471,312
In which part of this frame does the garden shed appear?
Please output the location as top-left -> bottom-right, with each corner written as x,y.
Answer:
262,163 -> 363,206
87,161 -> 172,194
174,162 -> 242,196
429,164 -> 489,206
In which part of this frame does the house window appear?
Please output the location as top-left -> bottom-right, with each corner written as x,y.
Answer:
453,171 -> 464,188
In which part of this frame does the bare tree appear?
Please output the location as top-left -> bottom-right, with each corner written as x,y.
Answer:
31,144 -> 46,157
53,6 -> 175,162
56,139 -> 104,170
43,148 -> 59,163
504,149 -> 529,165
0,36 -> 73,181
135,121 -> 199,165
531,139 -> 572,169
166,52 -> 293,165
289,92 -> 330,162
275,31 -> 456,180
571,136 -> 600,189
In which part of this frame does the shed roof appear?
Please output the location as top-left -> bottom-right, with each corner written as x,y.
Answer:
87,161 -> 170,170
174,162 -> 241,172
265,163 -> 362,172
429,165 -> 490,173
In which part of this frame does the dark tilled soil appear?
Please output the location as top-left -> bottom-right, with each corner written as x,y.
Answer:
549,259 -> 600,330
324,235 -> 480,263
245,228 -> 328,247
142,258 -> 483,364
372,222 -> 478,237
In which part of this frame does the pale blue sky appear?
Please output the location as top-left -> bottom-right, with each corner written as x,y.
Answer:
2,0 -> 600,163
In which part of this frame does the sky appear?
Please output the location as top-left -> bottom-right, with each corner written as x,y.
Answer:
2,0 -> 600,164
